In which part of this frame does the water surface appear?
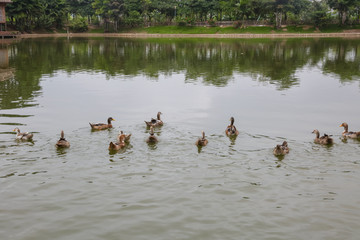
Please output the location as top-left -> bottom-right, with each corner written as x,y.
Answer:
1,37 -> 360,240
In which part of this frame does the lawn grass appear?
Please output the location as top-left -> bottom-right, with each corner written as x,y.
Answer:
84,24 -> 360,35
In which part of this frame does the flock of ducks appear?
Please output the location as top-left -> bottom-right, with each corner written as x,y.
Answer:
12,112 -> 360,157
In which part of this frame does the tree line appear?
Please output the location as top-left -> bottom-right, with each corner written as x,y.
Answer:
6,0 -> 360,33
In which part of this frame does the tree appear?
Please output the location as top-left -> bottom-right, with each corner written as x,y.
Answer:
67,0 -> 96,19
92,0 -> 112,30
6,0 -> 42,32
38,0 -> 68,29
326,0 -> 357,24
265,0 -> 291,29
310,0 -> 330,27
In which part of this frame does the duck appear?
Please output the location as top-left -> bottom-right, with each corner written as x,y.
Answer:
13,127 -> 33,141
225,117 -> 239,136
89,117 -> 115,130
109,134 -> 126,151
55,130 -> 70,148
195,131 -> 208,146
340,122 -> 360,139
145,112 -> 163,127
118,130 -> 131,143
146,126 -> 158,143
273,141 -> 289,156
312,129 -> 333,145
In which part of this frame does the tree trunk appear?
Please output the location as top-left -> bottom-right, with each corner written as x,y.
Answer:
341,11 -> 347,25
275,10 -> 282,29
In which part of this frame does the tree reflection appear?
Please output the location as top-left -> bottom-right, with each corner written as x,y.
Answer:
321,39 -> 360,82
2,37 -> 360,110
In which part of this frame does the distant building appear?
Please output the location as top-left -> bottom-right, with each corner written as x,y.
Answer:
0,0 -> 12,31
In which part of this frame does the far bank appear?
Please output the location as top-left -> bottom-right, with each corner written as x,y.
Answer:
19,32 -> 360,39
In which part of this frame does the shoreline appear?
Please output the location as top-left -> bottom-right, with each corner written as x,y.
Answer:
19,32 -> 360,39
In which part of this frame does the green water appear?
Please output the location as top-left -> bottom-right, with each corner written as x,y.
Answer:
0,37 -> 360,240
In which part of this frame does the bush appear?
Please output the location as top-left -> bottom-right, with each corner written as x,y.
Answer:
185,17 -> 195,26
207,18 -> 216,27
150,10 -> 167,25
37,15 -> 55,30
69,17 -> 88,32
233,21 -> 242,29
175,16 -> 187,26
311,11 -> 330,27
124,11 -> 143,27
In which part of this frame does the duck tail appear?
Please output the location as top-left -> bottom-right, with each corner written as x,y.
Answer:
125,134 -> 132,142
109,142 -> 116,150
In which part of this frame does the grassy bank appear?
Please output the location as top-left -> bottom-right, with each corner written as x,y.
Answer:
87,24 -> 360,35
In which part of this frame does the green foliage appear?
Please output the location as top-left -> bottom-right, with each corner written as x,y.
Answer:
6,0 -> 68,32
37,15 -> 55,30
150,10 -> 167,25
69,17 -> 89,32
207,18 -> 217,27
175,16 -> 187,26
5,0 -> 360,32
124,10 -> 143,27
67,0 -> 95,17
309,0 -> 331,27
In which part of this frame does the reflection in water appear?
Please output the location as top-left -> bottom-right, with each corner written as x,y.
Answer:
197,145 -> 203,154
147,142 -> 158,150
9,39 -> 360,85
0,46 -> 14,82
56,147 -> 68,156
0,37 -> 360,110
0,41 -> 40,109
228,135 -> 237,146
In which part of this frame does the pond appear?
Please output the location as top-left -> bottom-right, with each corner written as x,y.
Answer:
1,37 -> 360,239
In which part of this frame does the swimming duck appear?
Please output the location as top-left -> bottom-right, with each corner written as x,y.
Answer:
195,131 -> 208,146
118,130 -> 131,143
109,135 -> 126,151
312,129 -> 333,145
273,141 -> 289,156
13,127 -> 33,141
55,130 -> 70,148
225,117 -> 239,136
145,112 -> 163,127
89,117 -> 115,130
340,122 -> 360,139
146,126 -> 158,143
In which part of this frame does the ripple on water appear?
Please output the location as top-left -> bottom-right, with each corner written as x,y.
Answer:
2,41 -> 360,239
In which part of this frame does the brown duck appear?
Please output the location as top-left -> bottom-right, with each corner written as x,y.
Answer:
340,122 -> 360,139
56,130 -> 70,148
109,134 -> 126,151
312,129 -> 333,145
145,112 -> 163,127
146,126 -> 158,143
13,127 -> 33,141
89,117 -> 115,130
273,141 -> 289,156
195,131 -> 208,146
118,131 -> 131,143
225,117 -> 239,136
